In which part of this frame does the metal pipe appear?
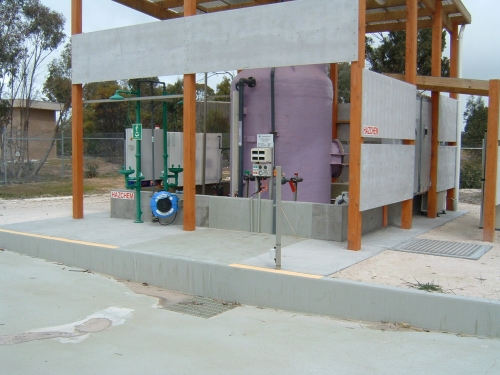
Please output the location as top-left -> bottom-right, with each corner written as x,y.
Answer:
237,77 -> 256,197
202,72 -> 208,195
134,91 -> 143,223
275,166 -> 282,269
162,87 -> 168,190
454,25 -> 466,210
271,67 -> 276,233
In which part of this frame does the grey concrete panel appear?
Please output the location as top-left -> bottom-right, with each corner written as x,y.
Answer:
361,207 -> 384,234
437,146 -> 457,192
196,195 -> 210,227
337,103 -> 351,123
72,0 -> 358,84
439,96 -> 458,142
414,96 -> 432,194
280,202 -> 313,238
119,254 -> 500,338
209,196 -> 252,232
362,70 -> 416,140
336,123 -> 350,142
360,144 -> 415,211
110,190 -> 154,222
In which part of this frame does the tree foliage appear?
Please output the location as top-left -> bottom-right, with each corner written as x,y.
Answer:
366,29 -> 450,77
0,0 -> 65,179
460,96 -> 488,189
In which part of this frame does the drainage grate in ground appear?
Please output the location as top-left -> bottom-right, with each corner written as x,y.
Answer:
163,296 -> 240,319
392,238 -> 492,260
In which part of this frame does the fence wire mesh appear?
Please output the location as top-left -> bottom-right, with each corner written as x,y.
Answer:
0,133 -> 124,184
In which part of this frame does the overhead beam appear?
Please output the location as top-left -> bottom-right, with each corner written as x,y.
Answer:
420,0 -> 435,13
366,19 -> 433,33
366,8 -> 432,23
112,0 -> 177,19
385,74 -> 490,96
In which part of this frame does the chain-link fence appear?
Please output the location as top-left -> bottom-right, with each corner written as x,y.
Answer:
0,133 -> 124,184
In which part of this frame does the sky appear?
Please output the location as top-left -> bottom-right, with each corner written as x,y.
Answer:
39,0 -> 500,90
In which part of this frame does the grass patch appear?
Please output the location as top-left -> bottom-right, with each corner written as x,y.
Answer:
0,176 -> 123,200
408,279 -> 444,293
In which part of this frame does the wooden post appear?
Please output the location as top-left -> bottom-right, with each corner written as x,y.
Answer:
401,0 -> 418,229
446,22 -> 460,211
183,0 -> 196,231
483,80 -> 500,242
71,0 -> 83,219
347,0 -> 366,251
428,0 -> 442,219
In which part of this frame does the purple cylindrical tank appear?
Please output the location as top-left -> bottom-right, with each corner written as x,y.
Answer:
231,65 -> 333,204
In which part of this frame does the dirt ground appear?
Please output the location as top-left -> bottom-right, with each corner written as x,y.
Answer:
334,191 -> 500,301
1,189 -> 498,301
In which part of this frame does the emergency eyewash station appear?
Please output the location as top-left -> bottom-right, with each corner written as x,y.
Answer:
71,0 -> 500,253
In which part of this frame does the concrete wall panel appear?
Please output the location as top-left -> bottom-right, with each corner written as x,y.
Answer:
362,70 -> 416,140
437,146 -> 457,192
439,96 -> 459,142
72,0 -> 358,84
360,144 -> 415,211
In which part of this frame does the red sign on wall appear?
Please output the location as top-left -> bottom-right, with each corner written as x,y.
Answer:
363,126 -> 379,136
110,191 -> 135,200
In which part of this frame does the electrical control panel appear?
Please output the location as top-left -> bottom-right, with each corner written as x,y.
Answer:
251,147 -> 273,177
252,163 -> 273,177
251,148 -> 273,163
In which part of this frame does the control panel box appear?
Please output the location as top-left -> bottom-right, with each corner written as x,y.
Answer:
251,148 -> 273,163
252,163 -> 273,177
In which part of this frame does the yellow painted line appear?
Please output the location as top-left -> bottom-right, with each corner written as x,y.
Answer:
229,263 -> 323,279
0,229 -> 118,249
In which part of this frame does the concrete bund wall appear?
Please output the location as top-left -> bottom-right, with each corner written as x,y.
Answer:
111,193 -> 399,242
2,230 -> 499,338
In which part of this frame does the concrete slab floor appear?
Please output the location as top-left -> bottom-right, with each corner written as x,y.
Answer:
1,250 -> 499,375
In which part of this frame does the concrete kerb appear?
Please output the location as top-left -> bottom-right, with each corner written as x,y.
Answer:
1,228 -> 499,338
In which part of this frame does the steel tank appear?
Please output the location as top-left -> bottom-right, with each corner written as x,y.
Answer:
231,65 -> 333,204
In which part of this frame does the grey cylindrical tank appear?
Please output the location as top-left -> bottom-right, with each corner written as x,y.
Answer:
232,65 -> 333,204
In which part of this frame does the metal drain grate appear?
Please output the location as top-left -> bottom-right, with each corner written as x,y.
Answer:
163,296 -> 239,319
392,239 -> 492,260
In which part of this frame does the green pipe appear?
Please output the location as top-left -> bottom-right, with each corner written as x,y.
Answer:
134,88 -> 143,223
162,88 -> 168,190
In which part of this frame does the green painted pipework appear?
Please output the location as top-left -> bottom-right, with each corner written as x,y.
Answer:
162,88 -> 168,190
134,91 -> 143,223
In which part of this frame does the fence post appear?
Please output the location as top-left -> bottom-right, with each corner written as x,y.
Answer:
61,130 -> 64,179
3,135 -> 6,185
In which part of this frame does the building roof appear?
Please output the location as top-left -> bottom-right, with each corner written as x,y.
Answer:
11,100 -> 63,112
112,0 -> 471,32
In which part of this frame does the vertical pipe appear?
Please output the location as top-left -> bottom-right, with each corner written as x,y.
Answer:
483,80 -> 500,242
71,0 -> 83,219
275,166 -> 282,270
134,96 -> 143,223
401,0 -> 418,230
183,0 -> 197,231
454,25 -> 466,210
202,72 -> 208,195
162,88 -> 168,189
271,67 -> 276,233
428,0 -> 443,219
446,22 -> 459,211
347,0 -> 366,251
237,82 -> 245,197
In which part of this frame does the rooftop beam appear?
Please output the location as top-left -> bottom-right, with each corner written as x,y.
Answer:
385,74 -> 490,96
112,0 -> 176,19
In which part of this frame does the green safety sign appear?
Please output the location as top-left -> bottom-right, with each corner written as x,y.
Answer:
132,124 -> 142,140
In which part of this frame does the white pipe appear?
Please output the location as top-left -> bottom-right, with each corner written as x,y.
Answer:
454,25 -> 466,210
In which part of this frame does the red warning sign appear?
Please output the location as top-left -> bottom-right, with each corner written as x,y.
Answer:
363,126 -> 379,136
110,191 -> 135,200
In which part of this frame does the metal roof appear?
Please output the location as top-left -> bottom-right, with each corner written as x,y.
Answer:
112,0 -> 471,32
